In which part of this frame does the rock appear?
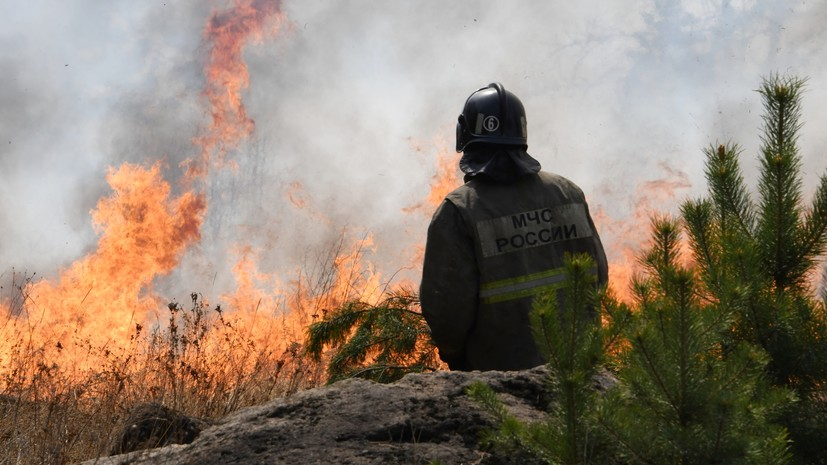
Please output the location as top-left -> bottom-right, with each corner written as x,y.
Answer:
108,402 -> 212,455
83,367 -> 566,465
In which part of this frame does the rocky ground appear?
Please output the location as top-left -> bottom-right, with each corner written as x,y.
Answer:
81,367 -> 557,465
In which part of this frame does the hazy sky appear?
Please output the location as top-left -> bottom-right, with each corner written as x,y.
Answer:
2,0 -> 826,300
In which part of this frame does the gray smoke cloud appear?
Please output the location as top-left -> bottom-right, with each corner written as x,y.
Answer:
3,0 -> 827,302
0,45 -> 98,274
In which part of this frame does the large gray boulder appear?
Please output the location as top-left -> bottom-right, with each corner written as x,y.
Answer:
82,367 -> 554,464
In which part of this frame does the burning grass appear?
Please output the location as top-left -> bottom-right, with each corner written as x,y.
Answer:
0,1 -> 425,462
0,242 -> 391,464
0,151 -> 422,464
0,299 -> 312,465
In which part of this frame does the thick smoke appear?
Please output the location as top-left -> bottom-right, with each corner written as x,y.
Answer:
2,0 -> 827,302
0,55 -> 98,274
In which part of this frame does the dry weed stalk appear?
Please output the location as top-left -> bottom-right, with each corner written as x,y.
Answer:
0,234 -> 381,464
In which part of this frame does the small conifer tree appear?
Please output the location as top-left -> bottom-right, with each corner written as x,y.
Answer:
599,216 -> 792,465
305,289 -> 440,383
468,253 -> 616,465
681,74 -> 827,463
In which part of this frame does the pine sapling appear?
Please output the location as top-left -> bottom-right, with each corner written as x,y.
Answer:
681,74 -> 827,464
469,253 -> 612,465
599,216 -> 792,465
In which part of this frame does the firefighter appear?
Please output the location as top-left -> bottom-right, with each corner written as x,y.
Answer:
420,82 -> 609,371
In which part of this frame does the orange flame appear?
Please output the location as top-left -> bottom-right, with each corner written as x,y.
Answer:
217,233 -> 385,360
425,146 -> 464,210
0,0 -> 699,399
173,0 -> 391,375
2,163 -> 205,370
593,161 -> 692,302
402,139 -> 463,270
403,139 -> 463,214
185,0 -> 284,181
0,1 -> 286,383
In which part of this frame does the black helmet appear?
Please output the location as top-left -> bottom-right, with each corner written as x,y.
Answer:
455,82 -> 528,152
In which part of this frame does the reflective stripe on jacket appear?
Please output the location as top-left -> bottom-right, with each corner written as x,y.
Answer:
420,171 -> 608,371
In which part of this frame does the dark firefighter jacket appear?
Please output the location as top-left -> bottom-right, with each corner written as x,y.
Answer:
420,171 -> 609,371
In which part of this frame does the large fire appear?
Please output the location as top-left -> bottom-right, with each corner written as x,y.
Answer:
0,0 -> 292,385
0,0 -> 403,394
0,0 -> 666,397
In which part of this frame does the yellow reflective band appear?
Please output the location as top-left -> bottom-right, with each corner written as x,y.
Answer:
479,266 -> 598,305
479,267 -> 567,304
482,282 -> 567,304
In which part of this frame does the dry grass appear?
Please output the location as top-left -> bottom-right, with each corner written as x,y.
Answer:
0,263 -> 349,464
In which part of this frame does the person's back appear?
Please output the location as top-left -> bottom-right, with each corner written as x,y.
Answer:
420,83 -> 608,371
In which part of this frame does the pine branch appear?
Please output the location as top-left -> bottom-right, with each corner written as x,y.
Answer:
599,291 -> 633,359
596,411 -> 660,465
756,74 -> 807,291
704,143 -> 756,236
640,216 -> 681,287
681,199 -> 720,292
345,363 -> 434,381
634,334 -> 681,418
758,74 -> 806,153
530,301 -> 563,370
305,304 -> 369,360
797,174 -> 827,265
674,270 -> 693,428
